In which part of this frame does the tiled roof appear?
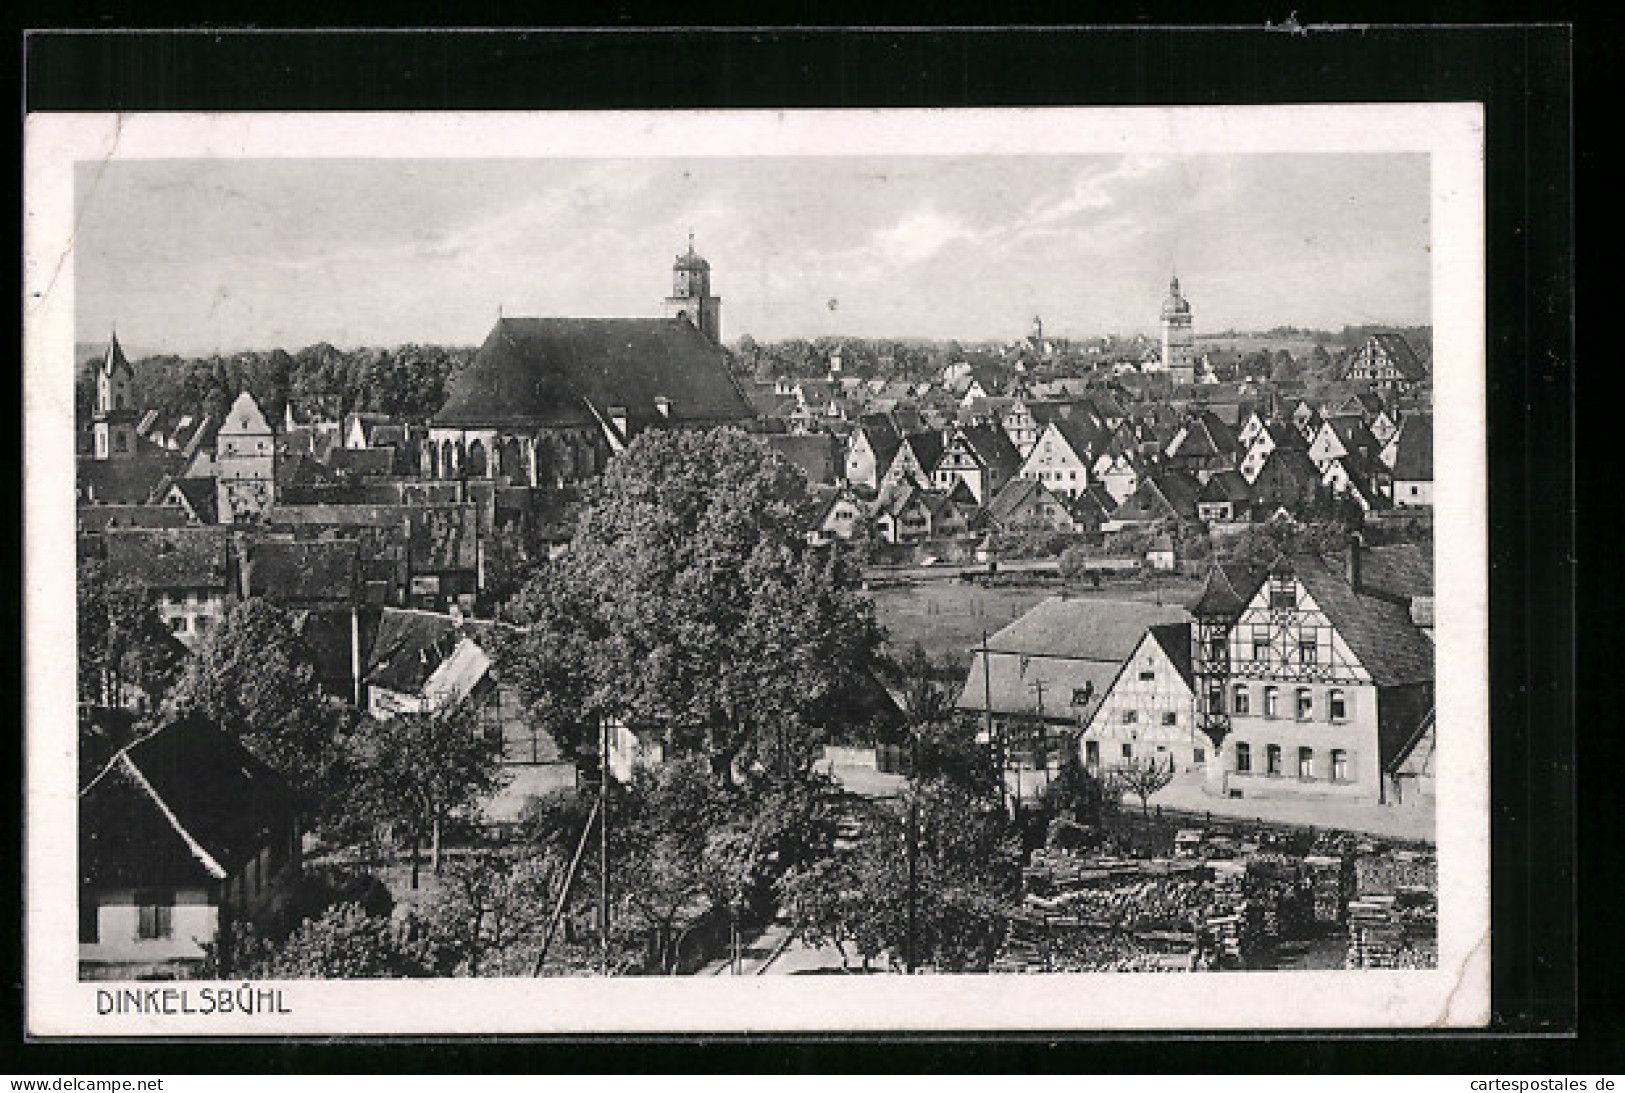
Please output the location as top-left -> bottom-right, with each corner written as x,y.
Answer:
983,477 -> 1046,525
248,538 -> 360,604
328,447 -> 398,478
1389,414 -> 1433,480
169,477 -> 217,524
80,715 -> 300,887
1188,563 -> 1266,619
435,317 -> 753,429
76,456 -> 179,505
1148,622 -> 1195,689
1292,553 -> 1435,687
978,596 -> 1192,662
1360,542 -> 1433,599
1197,469 -> 1253,503
77,504 -> 190,533
764,433 -> 842,486
103,527 -> 231,590
897,430 -> 946,474
364,606 -> 511,694
957,424 -> 1022,476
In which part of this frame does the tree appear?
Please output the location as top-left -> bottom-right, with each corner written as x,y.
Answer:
1106,756 -> 1176,815
76,557 -> 185,714
1039,750 -> 1113,827
344,702 -> 507,884
502,428 -> 885,781
778,777 -> 1021,973
219,902 -> 439,979
172,597 -> 340,795
419,849 -> 566,975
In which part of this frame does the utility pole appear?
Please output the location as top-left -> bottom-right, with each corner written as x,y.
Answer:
1029,677 -> 1049,789
598,715 -> 610,976
981,630 -> 1003,815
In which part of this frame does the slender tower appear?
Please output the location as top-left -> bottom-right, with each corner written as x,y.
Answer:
1160,274 -> 1196,384
663,232 -> 722,345
91,330 -> 138,461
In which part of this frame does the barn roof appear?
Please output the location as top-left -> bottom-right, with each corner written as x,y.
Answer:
80,716 -> 300,888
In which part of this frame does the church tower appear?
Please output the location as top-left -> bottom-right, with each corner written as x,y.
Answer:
1160,274 -> 1197,384
663,233 -> 722,345
215,391 -> 276,524
91,330 -> 137,461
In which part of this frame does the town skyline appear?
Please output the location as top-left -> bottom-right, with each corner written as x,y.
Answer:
75,153 -> 1431,357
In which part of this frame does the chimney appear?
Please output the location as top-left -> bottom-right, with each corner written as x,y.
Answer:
1346,531 -> 1364,592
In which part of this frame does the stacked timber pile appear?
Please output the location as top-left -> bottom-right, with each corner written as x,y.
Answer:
990,911 -> 1196,974
1205,859 -> 1248,967
1345,850 -> 1438,969
1304,854 -> 1352,925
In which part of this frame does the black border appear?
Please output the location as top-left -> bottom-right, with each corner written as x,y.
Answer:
13,21 -> 1585,1072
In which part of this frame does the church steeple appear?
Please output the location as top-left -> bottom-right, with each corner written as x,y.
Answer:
91,326 -> 138,460
664,232 -> 722,344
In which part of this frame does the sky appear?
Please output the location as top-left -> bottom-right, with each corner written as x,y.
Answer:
74,153 -> 1430,355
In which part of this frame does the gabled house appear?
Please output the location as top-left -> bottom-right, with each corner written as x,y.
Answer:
956,597 -> 1194,779
870,481 -> 934,544
158,477 -> 219,525
919,488 -> 972,539
810,486 -> 868,545
1093,450 -> 1143,506
1289,399 -> 1323,442
1062,484 -> 1118,535
1239,419 -> 1309,483
1079,623 -> 1206,772
1109,468 -> 1203,527
1384,413 -> 1433,507
1249,449 -> 1324,515
844,419 -> 902,490
103,527 -> 234,652
1163,411 -> 1241,481
934,424 -> 1021,504
1196,469 -> 1254,524
1321,451 -> 1393,512
1308,414 -> 1383,474
879,431 -> 946,494
1018,419 -> 1102,499
982,477 -> 1077,534
1200,547 -> 1434,804
1344,333 -> 1428,397
79,716 -> 302,980
362,607 -> 520,750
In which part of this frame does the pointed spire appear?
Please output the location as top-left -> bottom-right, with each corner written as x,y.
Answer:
103,325 -> 129,375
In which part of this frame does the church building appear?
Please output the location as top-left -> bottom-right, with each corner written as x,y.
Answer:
426,238 -> 751,488
91,332 -> 138,461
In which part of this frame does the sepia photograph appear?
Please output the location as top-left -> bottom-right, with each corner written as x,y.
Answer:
24,105 -> 1489,1033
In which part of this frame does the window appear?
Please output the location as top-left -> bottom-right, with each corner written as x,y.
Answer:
1298,747 -> 1315,779
1232,685 -> 1251,715
1234,742 -> 1251,773
1269,577 -> 1298,610
1331,749 -> 1349,782
1265,744 -> 1282,776
1161,711 -> 1178,726
114,433 -> 128,453
1296,688 -> 1313,720
1252,626 -> 1272,660
169,617 -> 187,633
1299,637 -> 1318,664
1263,687 -> 1279,718
79,895 -> 98,944
1329,689 -> 1348,721
1121,743 -> 1133,760
194,615 -> 210,633
1121,710 -> 1138,724
1085,740 -> 1100,768
136,898 -> 173,940
1139,663 -> 1156,681
1194,747 -> 1205,764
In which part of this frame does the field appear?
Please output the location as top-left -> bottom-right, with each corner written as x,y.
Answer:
870,575 -> 1204,666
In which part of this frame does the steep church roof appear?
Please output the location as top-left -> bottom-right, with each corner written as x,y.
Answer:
434,317 -> 752,430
